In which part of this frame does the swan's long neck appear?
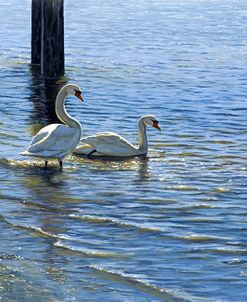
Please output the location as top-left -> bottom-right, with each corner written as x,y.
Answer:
55,88 -> 81,129
137,119 -> 148,152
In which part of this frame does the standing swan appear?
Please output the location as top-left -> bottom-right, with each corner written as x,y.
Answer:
20,84 -> 83,168
74,115 -> 161,157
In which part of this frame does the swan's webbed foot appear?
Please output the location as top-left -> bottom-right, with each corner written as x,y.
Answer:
44,160 -> 48,168
87,149 -> 97,158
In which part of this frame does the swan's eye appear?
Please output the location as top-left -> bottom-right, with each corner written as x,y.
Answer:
152,119 -> 159,123
74,90 -> 81,95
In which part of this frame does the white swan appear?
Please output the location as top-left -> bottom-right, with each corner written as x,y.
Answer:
74,115 -> 161,157
20,84 -> 83,168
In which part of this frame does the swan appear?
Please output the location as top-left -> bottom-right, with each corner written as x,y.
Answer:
74,115 -> 161,157
20,84 -> 83,168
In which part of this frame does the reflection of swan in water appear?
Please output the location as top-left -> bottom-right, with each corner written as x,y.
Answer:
0,157 -> 66,190
20,84 -> 84,168
74,115 -> 161,157
23,168 -> 66,193
136,156 -> 150,181
19,167 -> 69,212
74,152 -> 151,181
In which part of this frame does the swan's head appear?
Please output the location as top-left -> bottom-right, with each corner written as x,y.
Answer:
65,84 -> 84,101
142,115 -> 161,131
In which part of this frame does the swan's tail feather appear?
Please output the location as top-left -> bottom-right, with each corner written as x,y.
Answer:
19,150 -> 37,157
74,144 -> 95,155
19,150 -> 30,156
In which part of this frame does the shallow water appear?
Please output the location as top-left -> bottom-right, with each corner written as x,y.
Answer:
0,0 -> 247,301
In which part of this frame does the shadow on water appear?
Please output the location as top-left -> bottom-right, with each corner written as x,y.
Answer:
28,65 -> 68,126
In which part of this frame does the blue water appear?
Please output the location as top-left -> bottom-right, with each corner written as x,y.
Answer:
0,0 -> 247,301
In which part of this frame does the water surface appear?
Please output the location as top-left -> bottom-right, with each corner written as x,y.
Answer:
0,0 -> 247,301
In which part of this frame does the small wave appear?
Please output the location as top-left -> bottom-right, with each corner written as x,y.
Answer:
206,140 -> 233,145
0,156 -> 66,170
188,204 -> 216,209
89,265 -> 206,302
208,248 -> 247,255
214,155 -> 240,159
187,217 -> 223,224
0,130 -> 19,139
222,258 -> 247,265
138,198 -> 176,205
68,214 -> 165,233
177,234 -> 231,242
29,227 -> 70,239
54,241 -> 127,258
174,203 -> 216,211
154,143 -> 190,148
0,157 -> 41,169
21,200 -> 54,211
176,152 -> 203,158
166,185 -> 197,191
0,192 -> 22,202
5,218 -> 116,246
0,254 -> 24,261
21,199 -> 72,214
213,187 -> 231,193
5,222 -> 70,240
187,247 -> 247,256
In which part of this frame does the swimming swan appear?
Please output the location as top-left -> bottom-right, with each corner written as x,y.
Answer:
74,115 -> 161,157
20,84 -> 83,168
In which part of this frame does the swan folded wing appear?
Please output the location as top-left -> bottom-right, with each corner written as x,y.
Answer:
27,124 -> 80,157
29,124 -> 61,146
80,132 -> 137,156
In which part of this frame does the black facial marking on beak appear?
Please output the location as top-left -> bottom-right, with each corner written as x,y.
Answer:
75,90 -> 83,101
152,120 -> 161,131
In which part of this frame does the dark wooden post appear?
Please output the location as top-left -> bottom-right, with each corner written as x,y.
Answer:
41,0 -> 65,78
31,0 -> 42,66
31,0 -> 65,78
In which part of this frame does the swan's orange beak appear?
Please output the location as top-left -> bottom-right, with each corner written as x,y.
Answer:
153,121 -> 161,131
75,91 -> 84,101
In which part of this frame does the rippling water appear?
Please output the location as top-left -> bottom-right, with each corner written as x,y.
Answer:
0,0 -> 247,301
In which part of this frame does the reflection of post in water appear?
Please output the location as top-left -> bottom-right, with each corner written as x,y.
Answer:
28,65 -> 68,129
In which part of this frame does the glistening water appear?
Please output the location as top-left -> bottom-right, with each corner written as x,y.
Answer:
0,0 -> 247,301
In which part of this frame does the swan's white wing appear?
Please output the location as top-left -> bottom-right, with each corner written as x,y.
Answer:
77,132 -> 137,156
30,124 -> 60,146
23,124 -> 80,158
81,132 -> 134,147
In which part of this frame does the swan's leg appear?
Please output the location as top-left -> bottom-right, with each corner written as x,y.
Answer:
59,160 -> 63,169
44,160 -> 48,168
87,149 -> 97,158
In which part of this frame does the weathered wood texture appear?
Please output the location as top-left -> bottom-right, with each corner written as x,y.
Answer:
31,0 -> 42,65
31,0 -> 64,78
41,0 -> 65,78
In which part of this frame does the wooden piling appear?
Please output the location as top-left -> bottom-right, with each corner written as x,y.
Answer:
31,0 -> 65,78
31,0 -> 42,66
